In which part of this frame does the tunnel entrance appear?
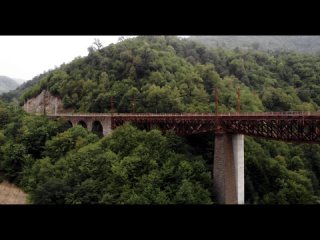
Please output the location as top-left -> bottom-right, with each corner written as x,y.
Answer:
78,120 -> 87,129
92,120 -> 103,137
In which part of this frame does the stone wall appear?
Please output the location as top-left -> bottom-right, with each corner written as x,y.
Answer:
23,90 -> 70,114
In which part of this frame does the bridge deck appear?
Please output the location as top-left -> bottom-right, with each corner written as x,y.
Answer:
47,112 -> 320,143
48,111 -> 320,117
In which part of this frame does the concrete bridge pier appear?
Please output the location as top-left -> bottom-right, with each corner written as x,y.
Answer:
214,134 -> 244,204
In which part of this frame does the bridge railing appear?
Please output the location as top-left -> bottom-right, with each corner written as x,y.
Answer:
47,111 -> 320,117
219,111 -> 314,116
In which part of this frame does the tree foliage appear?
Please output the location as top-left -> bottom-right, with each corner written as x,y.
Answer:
24,124 -> 213,204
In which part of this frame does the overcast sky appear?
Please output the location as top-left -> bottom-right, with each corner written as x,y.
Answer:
0,36 -> 131,83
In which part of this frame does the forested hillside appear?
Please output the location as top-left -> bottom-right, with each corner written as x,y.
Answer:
0,101 -> 213,204
1,72 -> 48,102
189,36 -> 320,54
2,36 -> 320,204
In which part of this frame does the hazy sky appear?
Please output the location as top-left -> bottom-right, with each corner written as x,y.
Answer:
0,36 -> 130,83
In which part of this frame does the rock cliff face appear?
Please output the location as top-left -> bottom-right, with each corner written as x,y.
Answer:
23,90 -> 70,114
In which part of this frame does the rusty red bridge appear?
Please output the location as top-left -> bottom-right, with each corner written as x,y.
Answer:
47,111 -> 320,204
48,112 -> 320,143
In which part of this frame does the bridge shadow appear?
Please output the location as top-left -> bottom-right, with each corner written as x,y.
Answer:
78,120 -> 87,129
92,121 -> 103,137
67,120 -> 73,128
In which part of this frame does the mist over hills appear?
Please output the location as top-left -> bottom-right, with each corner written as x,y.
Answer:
189,36 -> 320,54
0,76 -> 19,94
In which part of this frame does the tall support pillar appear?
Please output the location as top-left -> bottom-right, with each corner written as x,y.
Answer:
70,119 -> 77,128
87,120 -> 93,132
232,134 -> 244,204
102,116 -> 113,136
54,98 -> 58,115
214,133 -> 244,204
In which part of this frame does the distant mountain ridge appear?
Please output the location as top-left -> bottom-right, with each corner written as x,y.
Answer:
0,76 -> 19,94
13,78 -> 26,84
189,36 -> 320,54
0,72 -> 49,102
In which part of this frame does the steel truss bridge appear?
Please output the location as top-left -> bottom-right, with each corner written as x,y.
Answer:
48,111 -> 320,143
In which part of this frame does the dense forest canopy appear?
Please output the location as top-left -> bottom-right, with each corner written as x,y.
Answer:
16,36 -> 320,113
2,36 -> 320,204
0,100 -> 213,204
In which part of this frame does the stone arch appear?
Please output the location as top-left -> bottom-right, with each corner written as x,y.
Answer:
92,120 -> 103,137
78,120 -> 87,129
67,120 -> 73,128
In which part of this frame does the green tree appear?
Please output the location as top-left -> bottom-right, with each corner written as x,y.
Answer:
27,124 -> 213,204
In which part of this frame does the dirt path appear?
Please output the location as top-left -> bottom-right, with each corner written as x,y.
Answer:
0,181 -> 28,204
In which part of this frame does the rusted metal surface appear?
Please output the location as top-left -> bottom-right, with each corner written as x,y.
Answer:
48,112 -> 320,143
237,87 -> 240,113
